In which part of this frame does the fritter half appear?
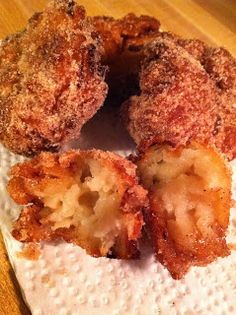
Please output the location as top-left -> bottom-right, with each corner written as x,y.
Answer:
8,150 -> 148,259
0,0 -> 107,156
137,142 -> 231,279
92,14 -> 160,104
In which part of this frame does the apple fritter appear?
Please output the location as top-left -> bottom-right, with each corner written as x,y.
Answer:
137,142 -> 231,279
0,0 -> 107,156
122,38 -> 218,150
122,37 -> 236,160
8,150 -> 148,259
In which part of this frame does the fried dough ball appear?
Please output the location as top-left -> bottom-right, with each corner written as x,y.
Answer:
122,38 -> 218,149
151,34 -> 236,160
123,37 -> 236,160
0,0 -> 108,156
92,14 -> 160,103
137,142 -> 231,279
8,150 -> 148,259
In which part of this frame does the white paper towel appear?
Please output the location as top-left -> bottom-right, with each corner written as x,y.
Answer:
0,105 -> 236,315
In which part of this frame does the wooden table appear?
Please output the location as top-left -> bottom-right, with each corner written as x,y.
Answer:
0,1 -> 235,314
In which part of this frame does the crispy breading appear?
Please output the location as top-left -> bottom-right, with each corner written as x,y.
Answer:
154,32 -> 236,100
142,31 -> 236,97
202,47 -> 236,160
175,38 -> 236,160
0,0 -> 108,156
92,14 -> 160,104
154,35 -> 236,160
122,38 -> 218,149
8,150 -> 148,259
137,142 -> 231,279
122,37 -> 236,159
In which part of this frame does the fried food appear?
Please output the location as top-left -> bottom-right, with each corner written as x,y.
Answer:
175,38 -> 236,160
122,38 -> 218,149
8,150 -> 148,259
137,142 -> 231,279
92,14 -> 160,104
150,31 -> 236,96
202,47 -> 236,160
122,37 -> 236,160
0,0 -> 108,156
159,36 -> 236,161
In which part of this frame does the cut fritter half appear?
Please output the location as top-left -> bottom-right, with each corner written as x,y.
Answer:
137,142 -> 231,279
8,150 -> 148,259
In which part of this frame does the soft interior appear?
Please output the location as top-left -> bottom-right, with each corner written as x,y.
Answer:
36,159 -> 124,255
139,146 -> 229,250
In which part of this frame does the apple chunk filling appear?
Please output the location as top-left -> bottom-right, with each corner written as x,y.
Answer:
8,150 -> 147,259
39,161 -> 122,254
137,143 -> 231,278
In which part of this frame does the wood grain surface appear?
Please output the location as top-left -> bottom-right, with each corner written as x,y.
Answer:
0,1 -> 235,314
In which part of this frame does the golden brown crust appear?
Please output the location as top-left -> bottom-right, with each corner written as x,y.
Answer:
8,150 -> 148,259
202,47 -> 236,160
164,37 -> 236,160
155,32 -> 236,100
92,16 -> 121,64
92,14 -> 160,104
0,0 -> 108,156
122,38 -> 218,149
122,36 -> 236,160
146,194 -> 230,279
178,40 -> 236,160
202,47 -> 236,98
137,142 -> 231,279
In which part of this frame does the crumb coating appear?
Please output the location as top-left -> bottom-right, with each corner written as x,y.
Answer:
123,35 -> 236,159
0,0 -> 108,155
123,38 -> 218,150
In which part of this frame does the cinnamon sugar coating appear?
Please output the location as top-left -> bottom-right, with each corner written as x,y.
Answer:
202,47 -> 236,160
123,38 -> 218,149
0,0 -> 107,156
123,36 -> 236,159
